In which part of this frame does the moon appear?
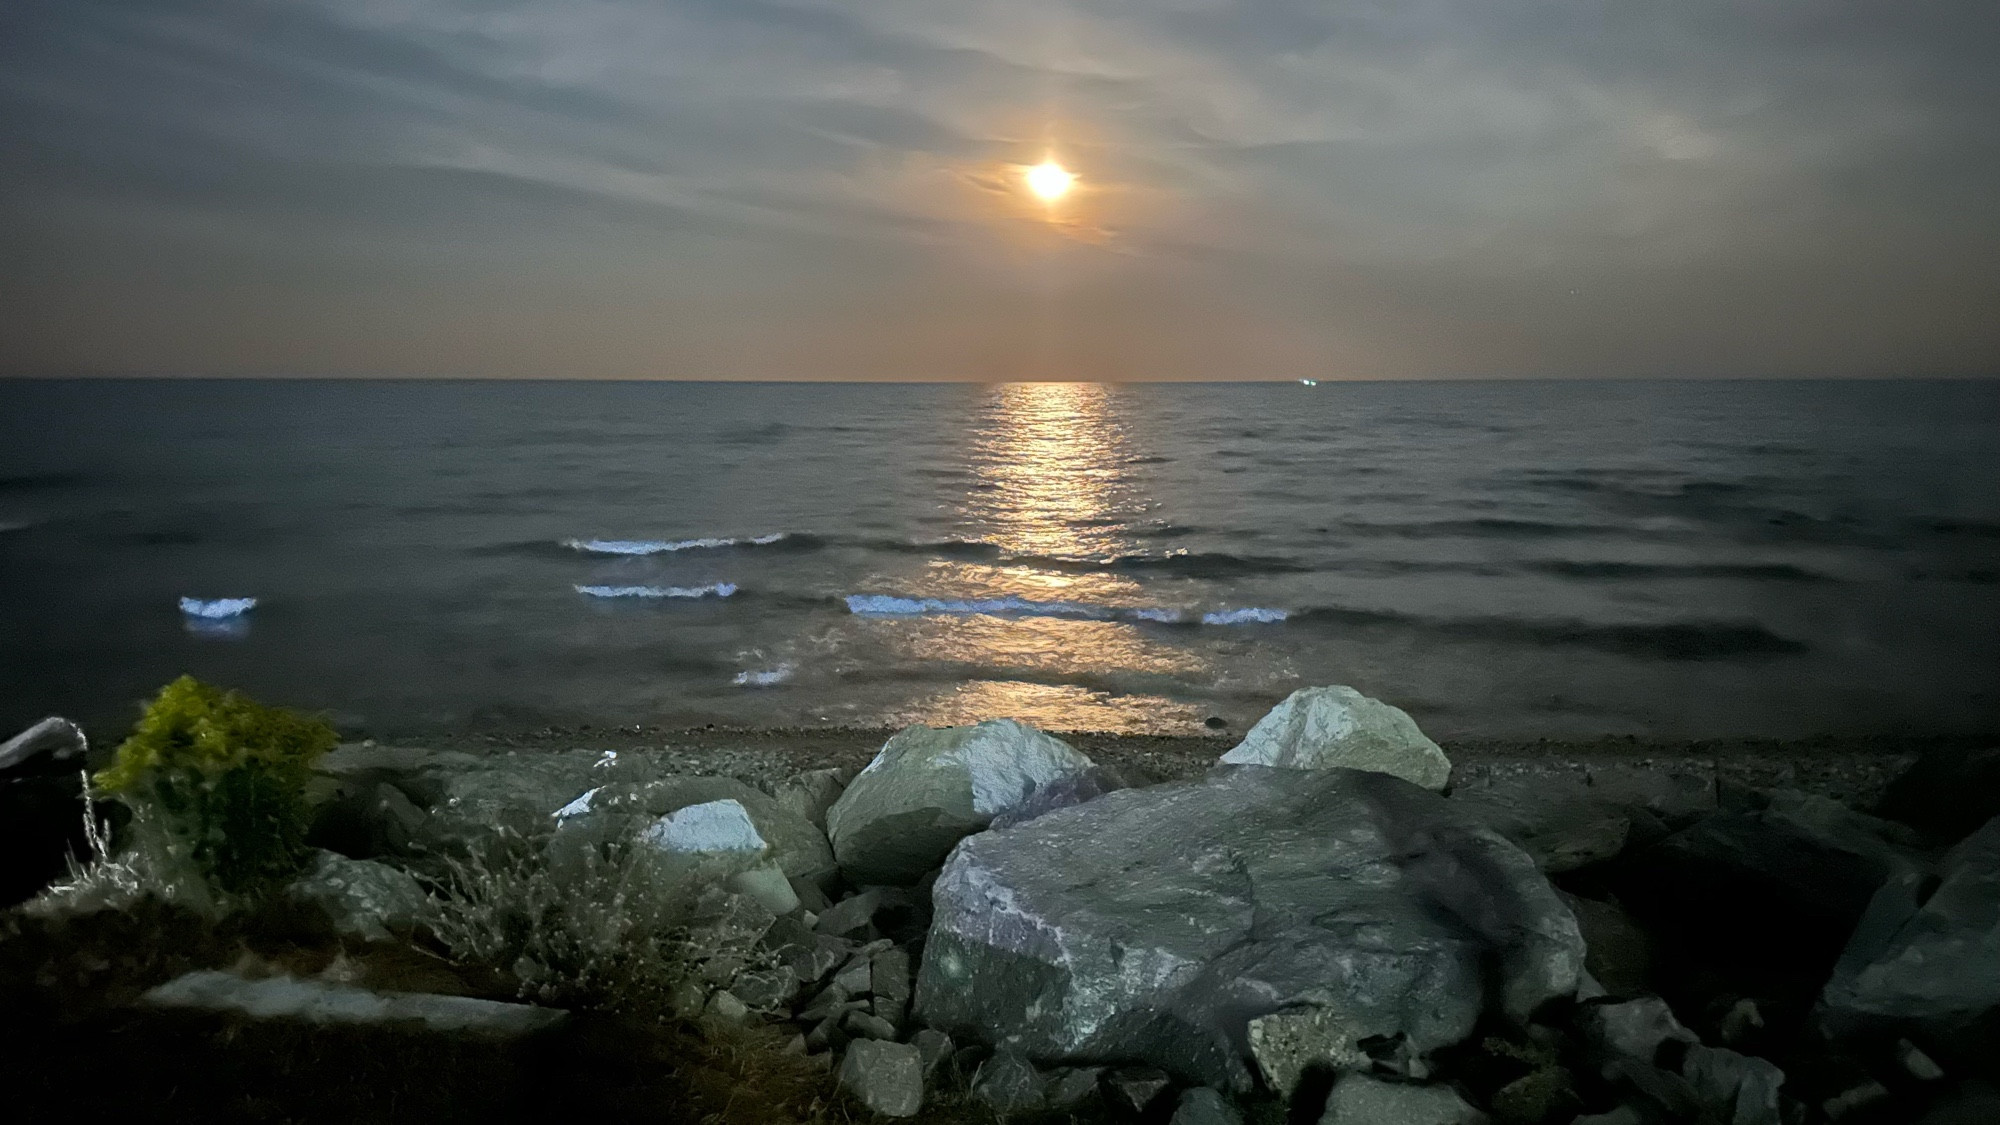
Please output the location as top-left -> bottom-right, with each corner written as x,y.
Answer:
1025,160 -> 1075,201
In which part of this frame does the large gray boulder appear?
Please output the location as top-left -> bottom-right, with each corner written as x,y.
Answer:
1449,765 -> 1715,873
1219,686 -> 1450,789
1616,791 -> 1926,984
826,719 -> 1094,885
914,767 -> 1583,1092
1821,815 -> 2000,1038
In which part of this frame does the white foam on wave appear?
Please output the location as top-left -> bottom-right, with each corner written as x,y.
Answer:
733,664 -> 795,687
564,534 -> 786,555
1201,607 -> 1290,624
575,583 -> 737,599
180,597 -> 258,618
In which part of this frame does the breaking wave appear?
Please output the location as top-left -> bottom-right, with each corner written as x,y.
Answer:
733,664 -> 796,687
575,583 -> 737,599
564,533 -> 797,555
179,596 -> 257,618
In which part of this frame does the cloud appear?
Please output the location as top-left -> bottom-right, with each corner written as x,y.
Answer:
1,0 -> 1995,378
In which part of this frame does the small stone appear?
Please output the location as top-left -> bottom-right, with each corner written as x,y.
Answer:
796,982 -> 852,1021
842,1010 -> 899,1041
780,1033 -> 807,1055
838,1039 -> 924,1117
834,953 -> 874,995
1104,1066 -> 1173,1115
816,889 -> 884,936
1570,1109 -> 1642,1125
1896,1039 -> 1944,1082
872,994 -> 907,1029
1220,684 -> 1451,789
972,1048 -> 1046,1113
1718,998 -> 1765,1047
1248,1005 -> 1372,1096
1822,1080 -> 1890,1122
805,1017 -> 850,1055
872,948 -> 912,1006
1171,1086 -> 1243,1125
911,1028 -> 954,1075
1579,997 -> 1698,1066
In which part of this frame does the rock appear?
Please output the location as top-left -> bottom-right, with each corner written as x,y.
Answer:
1681,1045 -> 1783,1125
771,767 -> 854,833
1822,1080 -> 1890,1121
837,1039 -> 924,1117
842,1010 -> 899,1041
705,990 -> 749,1022
833,951 -> 875,995
911,1028 -> 953,1075
286,850 -> 429,943
1875,745 -> 2000,846
0,716 -> 87,772
642,798 -> 769,854
1578,997 -> 1699,1066
916,767 -> 1583,1092
1616,791 -> 1925,986
872,947 -> 911,1025
1570,1108 -> 1643,1125
141,970 -> 565,1037
1449,767 -> 1714,873
1562,894 -> 1655,998
1170,1086 -> 1244,1125
1914,1080 -> 2000,1125
1104,1066 -> 1174,1114
988,765 -> 1138,830
1219,685 -> 1450,790
306,778 -> 430,861
1046,1066 -> 1105,1109
1820,815 -> 2000,1039
816,888 -> 886,936
1718,999 -> 1765,1048
1248,1006 -> 1374,1096
971,1048 -> 1048,1113
564,775 -> 838,891
724,861 -> 800,915
1316,1073 -> 1489,1125
1898,1039 -> 1945,1082
826,719 -> 1094,885
0,764 -> 86,909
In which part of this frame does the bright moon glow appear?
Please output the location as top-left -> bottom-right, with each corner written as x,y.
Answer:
1025,160 -> 1075,201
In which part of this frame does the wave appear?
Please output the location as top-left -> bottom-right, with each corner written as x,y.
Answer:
0,471 -> 87,492
564,533 -> 799,555
733,664 -> 795,687
1526,560 -> 1836,582
180,597 -> 257,618
0,519 -> 34,534
575,583 -> 737,599
1291,606 -> 1804,660
843,593 -> 1291,625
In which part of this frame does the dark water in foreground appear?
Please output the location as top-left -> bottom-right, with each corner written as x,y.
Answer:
2,379 -> 1996,740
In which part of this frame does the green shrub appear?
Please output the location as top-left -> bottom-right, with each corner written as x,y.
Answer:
94,676 -> 336,898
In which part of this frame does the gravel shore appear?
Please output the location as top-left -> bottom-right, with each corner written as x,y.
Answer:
394,725 -> 1990,810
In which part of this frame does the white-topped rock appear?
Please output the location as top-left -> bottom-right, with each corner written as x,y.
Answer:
826,719 -> 1094,885
1220,685 -> 1450,790
640,798 -> 768,855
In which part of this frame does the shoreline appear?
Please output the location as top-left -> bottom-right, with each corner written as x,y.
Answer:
358,726 -> 1992,811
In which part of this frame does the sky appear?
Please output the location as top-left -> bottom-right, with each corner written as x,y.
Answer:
2,0 -> 1997,381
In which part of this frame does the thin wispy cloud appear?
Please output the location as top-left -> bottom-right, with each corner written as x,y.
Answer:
2,0 -> 1994,378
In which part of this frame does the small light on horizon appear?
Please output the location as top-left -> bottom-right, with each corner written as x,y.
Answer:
1025,160 -> 1075,202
